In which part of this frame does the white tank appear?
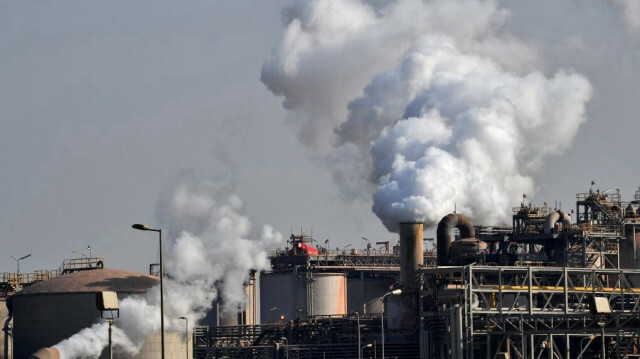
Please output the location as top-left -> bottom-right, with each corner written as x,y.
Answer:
260,270 -> 347,323
309,273 -> 347,316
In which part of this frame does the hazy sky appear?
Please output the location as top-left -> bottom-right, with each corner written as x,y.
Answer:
1,0 -> 639,274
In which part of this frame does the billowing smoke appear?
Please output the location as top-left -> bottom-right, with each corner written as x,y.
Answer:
262,0 -> 592,231
609,0 -> 640,33
54,171 -> 283,358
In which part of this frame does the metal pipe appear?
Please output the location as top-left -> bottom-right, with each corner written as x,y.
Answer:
437,214 -> 475,266
543,211 -> 572,234
3,313 -> 12,359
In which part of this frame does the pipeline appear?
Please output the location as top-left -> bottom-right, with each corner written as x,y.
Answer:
543,211 -> 572,234
437,214 -> 475,266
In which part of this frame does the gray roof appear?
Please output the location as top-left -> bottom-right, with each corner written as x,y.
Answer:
14,268 -> 158,296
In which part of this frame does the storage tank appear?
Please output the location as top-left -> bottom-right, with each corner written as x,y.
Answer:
10,268 -> 186,359
310,273 -> 347,316
1,298 -> 10,359
260,270 -> 347,323
621,222 -> 640,286
347,273 -> 395,314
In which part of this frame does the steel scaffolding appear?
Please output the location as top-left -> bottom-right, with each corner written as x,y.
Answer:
420,265 -> 640,358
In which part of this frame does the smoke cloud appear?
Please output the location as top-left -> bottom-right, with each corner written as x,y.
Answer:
54,171 -> 283,358
262,0 -> 592,231
609,0 -> 640,34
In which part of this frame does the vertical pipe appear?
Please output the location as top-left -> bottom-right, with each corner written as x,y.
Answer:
3,314 -> 12,359
601,326 -> 606,359
159,229 -> 165,359
108,319 -> 113,359
456,305 -> 463,359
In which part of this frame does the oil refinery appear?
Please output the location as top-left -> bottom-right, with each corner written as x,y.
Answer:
3,186 -> 640,358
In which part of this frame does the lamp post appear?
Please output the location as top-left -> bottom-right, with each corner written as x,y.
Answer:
362,343 -> 373,358
11,254 -> 31,273
353,312 -> 361,359
179,317 -> 189,359
280,337 -> 289,359
353,312 -> 362,359
132,224 -> 164,359
381,289 -> 402,359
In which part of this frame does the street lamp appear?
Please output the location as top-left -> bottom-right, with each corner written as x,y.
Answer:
353,312 -> 361,359
179,317 -> 189,359
132,223 -> 164,359
381,289 -> 402,359
11,254 -> 31,273
362,343 -> 373,358
280,337 -> 289,359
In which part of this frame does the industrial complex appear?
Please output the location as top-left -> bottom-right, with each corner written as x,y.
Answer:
3,186 -> 640,358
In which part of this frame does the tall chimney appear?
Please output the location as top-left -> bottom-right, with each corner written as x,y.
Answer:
399,222 -> 424,286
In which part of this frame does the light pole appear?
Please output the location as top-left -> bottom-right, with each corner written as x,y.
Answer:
179,316 -> 189,359
381,289 -> 402,359
11,254 -> 31,273
353,312 -> 361,359
280,337 -> 289,359
362,343 -> 373,358
132,224 -> 165,359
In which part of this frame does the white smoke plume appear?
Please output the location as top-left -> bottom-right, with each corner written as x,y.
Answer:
54,171 -> 283,358
262,0 -> 592,231
609,0 -> 640,33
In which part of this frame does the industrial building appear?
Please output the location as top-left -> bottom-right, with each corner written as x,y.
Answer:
193,187 -> 640,358
4,186 -> 640,358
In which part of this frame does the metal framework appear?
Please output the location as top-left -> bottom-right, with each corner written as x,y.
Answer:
420,265 -> 640,358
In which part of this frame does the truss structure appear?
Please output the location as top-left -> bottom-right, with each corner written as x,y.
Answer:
420,265 -> 640,358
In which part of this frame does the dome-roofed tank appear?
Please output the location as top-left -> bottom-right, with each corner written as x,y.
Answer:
9,268 -> 186,359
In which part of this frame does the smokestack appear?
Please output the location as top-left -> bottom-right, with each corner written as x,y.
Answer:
29,348 -> 60,359
436,214 -> 475,266
399,222 -> 424,286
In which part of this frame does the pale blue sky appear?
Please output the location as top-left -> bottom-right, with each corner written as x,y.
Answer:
1,0 -> 638,274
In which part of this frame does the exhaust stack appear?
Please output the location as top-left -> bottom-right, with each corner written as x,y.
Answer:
399,222 -> 424,286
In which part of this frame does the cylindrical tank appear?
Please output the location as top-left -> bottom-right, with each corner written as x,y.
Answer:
347,273 -> 395,314
9,268 -> 188,359
28,348 -> 59,359
260,270 -> 347,323
1,298 -> 10,359
621,224 -> 640,286
260,270 -> 306,323
310,273 -> 347,316
399,223 -> 423,286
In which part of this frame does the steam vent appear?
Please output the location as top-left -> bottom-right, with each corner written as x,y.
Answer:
5,187 -> 640,358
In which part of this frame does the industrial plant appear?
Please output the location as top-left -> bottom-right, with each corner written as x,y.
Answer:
4,186 -> 640,358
